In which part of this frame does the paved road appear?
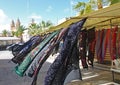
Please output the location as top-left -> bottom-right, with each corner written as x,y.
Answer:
0,51 -> 54,85
0,51 -> 119,85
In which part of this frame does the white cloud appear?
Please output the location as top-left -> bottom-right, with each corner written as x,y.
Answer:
0,9 -> 10,33
28,13 -> 42,20
46,6 -> 53,12
64,8 -> 70,13
70,0 -> 77,5
0,24 -> 10,32
28,13 -> 42,24
57,18 -> 66,25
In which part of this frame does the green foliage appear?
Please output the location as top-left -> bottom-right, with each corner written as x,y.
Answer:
73,0 -> 120,15
2,29 -> 8,37
11,31 -> 15,36
28,20 -> 53,36
108,0 -> 120,5
73,0 -> 95,15
15,25 -> 25,37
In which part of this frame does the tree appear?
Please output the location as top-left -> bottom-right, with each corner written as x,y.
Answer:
2,29 -> 8,37
11,31 -> 15,37
73,0 -> 95,15
28,20 -> 53,36
108,0 -> 120,5
97,0 -> 103,9
39,20 -> 53,32
15,25 -> 25,42
73,0 -> 120,15
28,23 -> 40,36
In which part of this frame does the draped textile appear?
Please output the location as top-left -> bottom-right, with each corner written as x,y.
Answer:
95,30 -> 101,62
44,18 -> 87,85
12,35 -> 42,64
96,30 -> 105,63
116,27 -> 120,58
15,31 -> 60,77
25,28 -> 68,77
110,26 -> 118,60
30,28 -> 69,85
95,26 -> 118,63
87,27 -> 95,66
102,29 -> 111,61
79,29 -> 88,68
51,40 -> 81,85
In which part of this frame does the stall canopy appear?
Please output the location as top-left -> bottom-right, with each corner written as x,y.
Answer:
49,2 -> 120,31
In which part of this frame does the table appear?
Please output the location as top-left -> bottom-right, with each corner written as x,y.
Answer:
110,68 -> 120,82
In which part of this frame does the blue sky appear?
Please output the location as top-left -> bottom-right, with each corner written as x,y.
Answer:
0,0 -> 87,32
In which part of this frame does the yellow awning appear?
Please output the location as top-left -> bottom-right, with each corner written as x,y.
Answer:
50,2 -> 120,31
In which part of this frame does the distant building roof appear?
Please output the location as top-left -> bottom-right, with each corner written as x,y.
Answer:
0,37 -> 20,41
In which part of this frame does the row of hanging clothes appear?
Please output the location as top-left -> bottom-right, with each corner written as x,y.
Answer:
11,18 -> 90,85
95,26 -> 120,64
79,25 -> 120,68
11,17 -> 120,85
79,27 -> 95,69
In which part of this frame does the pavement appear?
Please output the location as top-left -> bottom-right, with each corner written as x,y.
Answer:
0,51 -> 120,85
0,51 -> 54,85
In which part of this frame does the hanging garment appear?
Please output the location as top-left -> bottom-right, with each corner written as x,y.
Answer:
25,43 -> 50,77
30,28 -> 69,85
87,40 -> 96,66
51,42 -> 81,85
44,18 -> 87,85
11,35 -> 42,64
96,29 -> 105,63
108,26 -> 118,60
95,30 -> 101,62
25,28 -> 68,77
116,27 -> 120,58
101,29 -> 107,60
79,29 -> 88,68
111,26 -> 118,60
51,43 -> 60,55
101,29 -> 110,61
87,27 -> 95,66
12,35 -> 41,57
87,27 -> 95,43
15,30 -> 60,77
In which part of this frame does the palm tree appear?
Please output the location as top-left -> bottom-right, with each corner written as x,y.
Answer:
109,0 -> 120,5
11,31 -> 15,37
28,23 -> 40,36
73,0 -> 95,15
46,20 -> 53,28
97,0 -> 103,9
2,29 -> 8,37
73,0 -> 120,15
39,20 -> 53,32
28,20 -> 53,36
15,25 -> 25,42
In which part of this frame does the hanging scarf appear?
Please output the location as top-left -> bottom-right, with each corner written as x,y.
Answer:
25,28 -> 68,77
12,35 -> 42,64
95,30 -> 101,62
51,40 -> 81,85
87,27 -> 95,66
44,18 -> 87,85
30,28 -> 69,85
79,29 -> 88,68
102,29 -> 110,61
116,26 -> 120,58
111,26 -> 118,60
15,30 -> 60,77
97,30 -> 105,63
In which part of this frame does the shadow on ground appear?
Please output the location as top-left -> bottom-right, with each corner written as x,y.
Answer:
0,59 -> 52,85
